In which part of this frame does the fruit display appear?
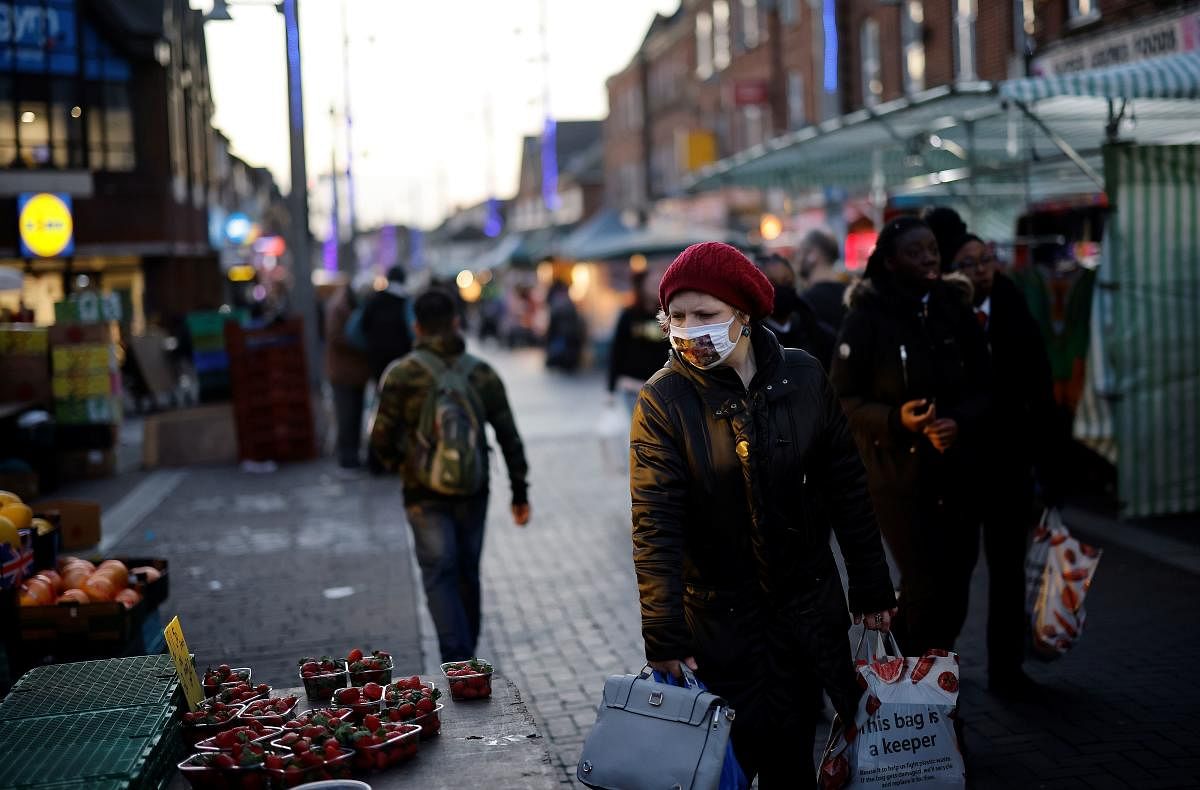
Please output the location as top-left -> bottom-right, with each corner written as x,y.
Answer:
274,707 -> 353,751
238,695 -> 300,726
267,745 -> 355,788
17,555 -> 147,609
331,684 -> 384,721
346,647 -> 393,686
178,746 -> 271,790
337,715 -> 422,773
202,665 -> 253,698
181,703 -> 246,747
441,658 -> 494,700
203,680 -> 270,707
297,657 -> 349,701
383,678 -> 443,739
194,722 -> 283,752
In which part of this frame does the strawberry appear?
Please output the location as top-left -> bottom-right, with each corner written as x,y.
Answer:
335,687 -> 359,704
214,753 -> 236,769
264,753 -> 284,770
363,714 -> 381,732
346,648 -> 364,664
362,682 -> 383,701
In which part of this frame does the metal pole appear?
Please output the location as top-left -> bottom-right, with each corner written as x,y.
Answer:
281,0 -> 321,389
341,0 -> 358,241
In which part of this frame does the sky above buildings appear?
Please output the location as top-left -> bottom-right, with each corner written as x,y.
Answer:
191,0 -> 677,232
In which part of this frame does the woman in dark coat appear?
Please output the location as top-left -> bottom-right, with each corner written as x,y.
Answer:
830,217 -> 991,657
630,241 -> 897,785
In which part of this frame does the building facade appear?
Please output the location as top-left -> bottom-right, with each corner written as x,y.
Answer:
0,0 -> 226,328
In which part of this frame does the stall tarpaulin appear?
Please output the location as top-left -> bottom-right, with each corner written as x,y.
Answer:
1104,143 -> 1200,517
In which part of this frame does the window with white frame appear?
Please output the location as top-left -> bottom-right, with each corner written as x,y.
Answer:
1068,0 -> 1100,23
953,0 -> 977,82
902,0 -> 926,94
696,11 -> 714,79
740,0 -> 760,51
787,71 -> 806,129
780,0 -> 798,25
860,19 -> 882,107
714,1 -> 732,71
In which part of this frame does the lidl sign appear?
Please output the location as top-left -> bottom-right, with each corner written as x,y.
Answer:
18,192 -> 74,258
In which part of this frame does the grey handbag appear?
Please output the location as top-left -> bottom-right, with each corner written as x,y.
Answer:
577,667 -> 736,790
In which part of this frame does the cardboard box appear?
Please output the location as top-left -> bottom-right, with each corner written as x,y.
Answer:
0,354 -> 51,403
48,323 -> 111,346
31,499 -> 101,550
143,404 -> 237,468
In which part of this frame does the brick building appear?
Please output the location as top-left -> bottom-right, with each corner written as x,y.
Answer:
0,0 -> 228,327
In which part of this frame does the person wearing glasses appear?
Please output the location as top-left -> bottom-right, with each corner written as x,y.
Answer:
944,231 -> 1063,699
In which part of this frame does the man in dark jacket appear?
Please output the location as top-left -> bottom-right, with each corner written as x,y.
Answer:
831,217 -> 992,656
607,270 -> 668,412
945,233 -> 1061,696
758,254 -> 835,368
361,266 -> 414,382
370,290 -> 530,661
632,242 -> 896,783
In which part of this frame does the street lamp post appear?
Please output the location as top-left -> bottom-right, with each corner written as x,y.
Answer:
205,0 -> 320,390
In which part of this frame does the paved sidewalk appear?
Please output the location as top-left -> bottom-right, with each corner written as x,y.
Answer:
464,346 -> 1200,789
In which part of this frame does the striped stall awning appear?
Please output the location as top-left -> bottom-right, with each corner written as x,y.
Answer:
1001,52 -> 1200,102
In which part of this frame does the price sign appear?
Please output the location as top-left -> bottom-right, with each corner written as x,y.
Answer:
163,616 -> 205,711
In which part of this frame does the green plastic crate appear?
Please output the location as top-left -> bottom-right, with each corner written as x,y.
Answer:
1,656 -> 178,721
0,704 -> 176,788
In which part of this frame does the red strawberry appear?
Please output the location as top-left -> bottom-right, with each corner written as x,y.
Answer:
364,714 -> 381,732
323,740 -> 341,759
214,753 -> 236,769
347,648 -> 364,664
362,682 -> 383,701
937,671 -> 959,693
335,687 -> 359,704
265,753 -> 284,770
416,698 -> 434,714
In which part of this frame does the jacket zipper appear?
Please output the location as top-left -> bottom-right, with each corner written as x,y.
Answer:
899,344 -> 909,392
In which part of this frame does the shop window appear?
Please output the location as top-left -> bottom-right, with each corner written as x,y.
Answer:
103,82 -> 134,171
17,99 -> 49,166
713,1 -> 731,71
51,78 -> 85,168
739,0 -> 760,51
696,11 -> 714,79
953,0 -> 977,82
861,19 -> 882,107
902,1 -> 926,94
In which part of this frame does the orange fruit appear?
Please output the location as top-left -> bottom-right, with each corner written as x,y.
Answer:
82,574 -> 116,602
61,566 -> 91,592
0,515 -> 18,549
57,589 -> 90,604
0,490 -> 20,506
114,588 -> 141,610
22,577 -> 54,606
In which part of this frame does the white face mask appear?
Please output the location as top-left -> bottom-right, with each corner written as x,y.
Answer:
669,316 -> 741,369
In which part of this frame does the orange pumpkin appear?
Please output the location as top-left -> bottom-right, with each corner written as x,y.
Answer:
82,574 -> 116,602
57,589 -> 90,605
114,588 -> 142,610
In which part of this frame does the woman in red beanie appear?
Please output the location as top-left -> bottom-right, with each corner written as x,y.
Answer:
630,241 -> 897,785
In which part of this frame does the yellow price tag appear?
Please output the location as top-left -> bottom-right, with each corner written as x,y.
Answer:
163,616 -> 205,711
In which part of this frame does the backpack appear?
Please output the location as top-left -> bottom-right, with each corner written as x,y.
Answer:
408,349 -> 487,496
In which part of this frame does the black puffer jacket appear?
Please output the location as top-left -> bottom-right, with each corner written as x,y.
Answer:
830,274 -> 991,506
630,325 -> 895,661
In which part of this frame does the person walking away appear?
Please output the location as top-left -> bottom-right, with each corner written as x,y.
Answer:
758,254 -> 835,368
324,283 -> 371,471
631,242 -> 897,784
361,266 -> 414,382
945,233 -> 1062,697
545,279 -> 584,371
830,217 -> 991,656
370,289 -> 531,661
607,270 -> 668,414
797,229 -> 849,334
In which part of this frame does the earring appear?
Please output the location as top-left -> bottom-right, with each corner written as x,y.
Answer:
740,324 -> 751,337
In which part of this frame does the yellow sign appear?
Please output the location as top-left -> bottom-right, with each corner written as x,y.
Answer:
163,616 -> 205,711
18,192 -> 74,258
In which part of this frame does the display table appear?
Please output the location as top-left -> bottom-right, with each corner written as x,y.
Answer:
168,675 -> 559,790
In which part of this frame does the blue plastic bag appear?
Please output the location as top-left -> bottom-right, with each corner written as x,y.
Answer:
651,670 -> 749,790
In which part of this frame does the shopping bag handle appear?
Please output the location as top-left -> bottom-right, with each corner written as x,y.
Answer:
853,627 -> 903,663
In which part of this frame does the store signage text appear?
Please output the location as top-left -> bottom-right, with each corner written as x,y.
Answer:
18,192 -> 74,259
1033,12 -> 1200,76
0,1 -> 78,75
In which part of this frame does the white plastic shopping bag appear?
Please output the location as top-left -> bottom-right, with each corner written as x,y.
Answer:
1024,508 -> 1102,660
817,632 -> 965,789
596,400 -> 630,473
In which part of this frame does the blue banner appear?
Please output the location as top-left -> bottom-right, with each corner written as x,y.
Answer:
0,1 -> 78,76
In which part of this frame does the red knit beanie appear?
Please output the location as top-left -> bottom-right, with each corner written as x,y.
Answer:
658,242 -> 774,321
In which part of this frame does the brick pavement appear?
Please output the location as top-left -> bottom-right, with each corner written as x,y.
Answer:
104,462 -> 423,688
73,343 -> 1200,788
465,347 -> 1200,789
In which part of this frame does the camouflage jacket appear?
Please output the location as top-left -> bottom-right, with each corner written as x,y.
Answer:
369,333 -> 529,506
